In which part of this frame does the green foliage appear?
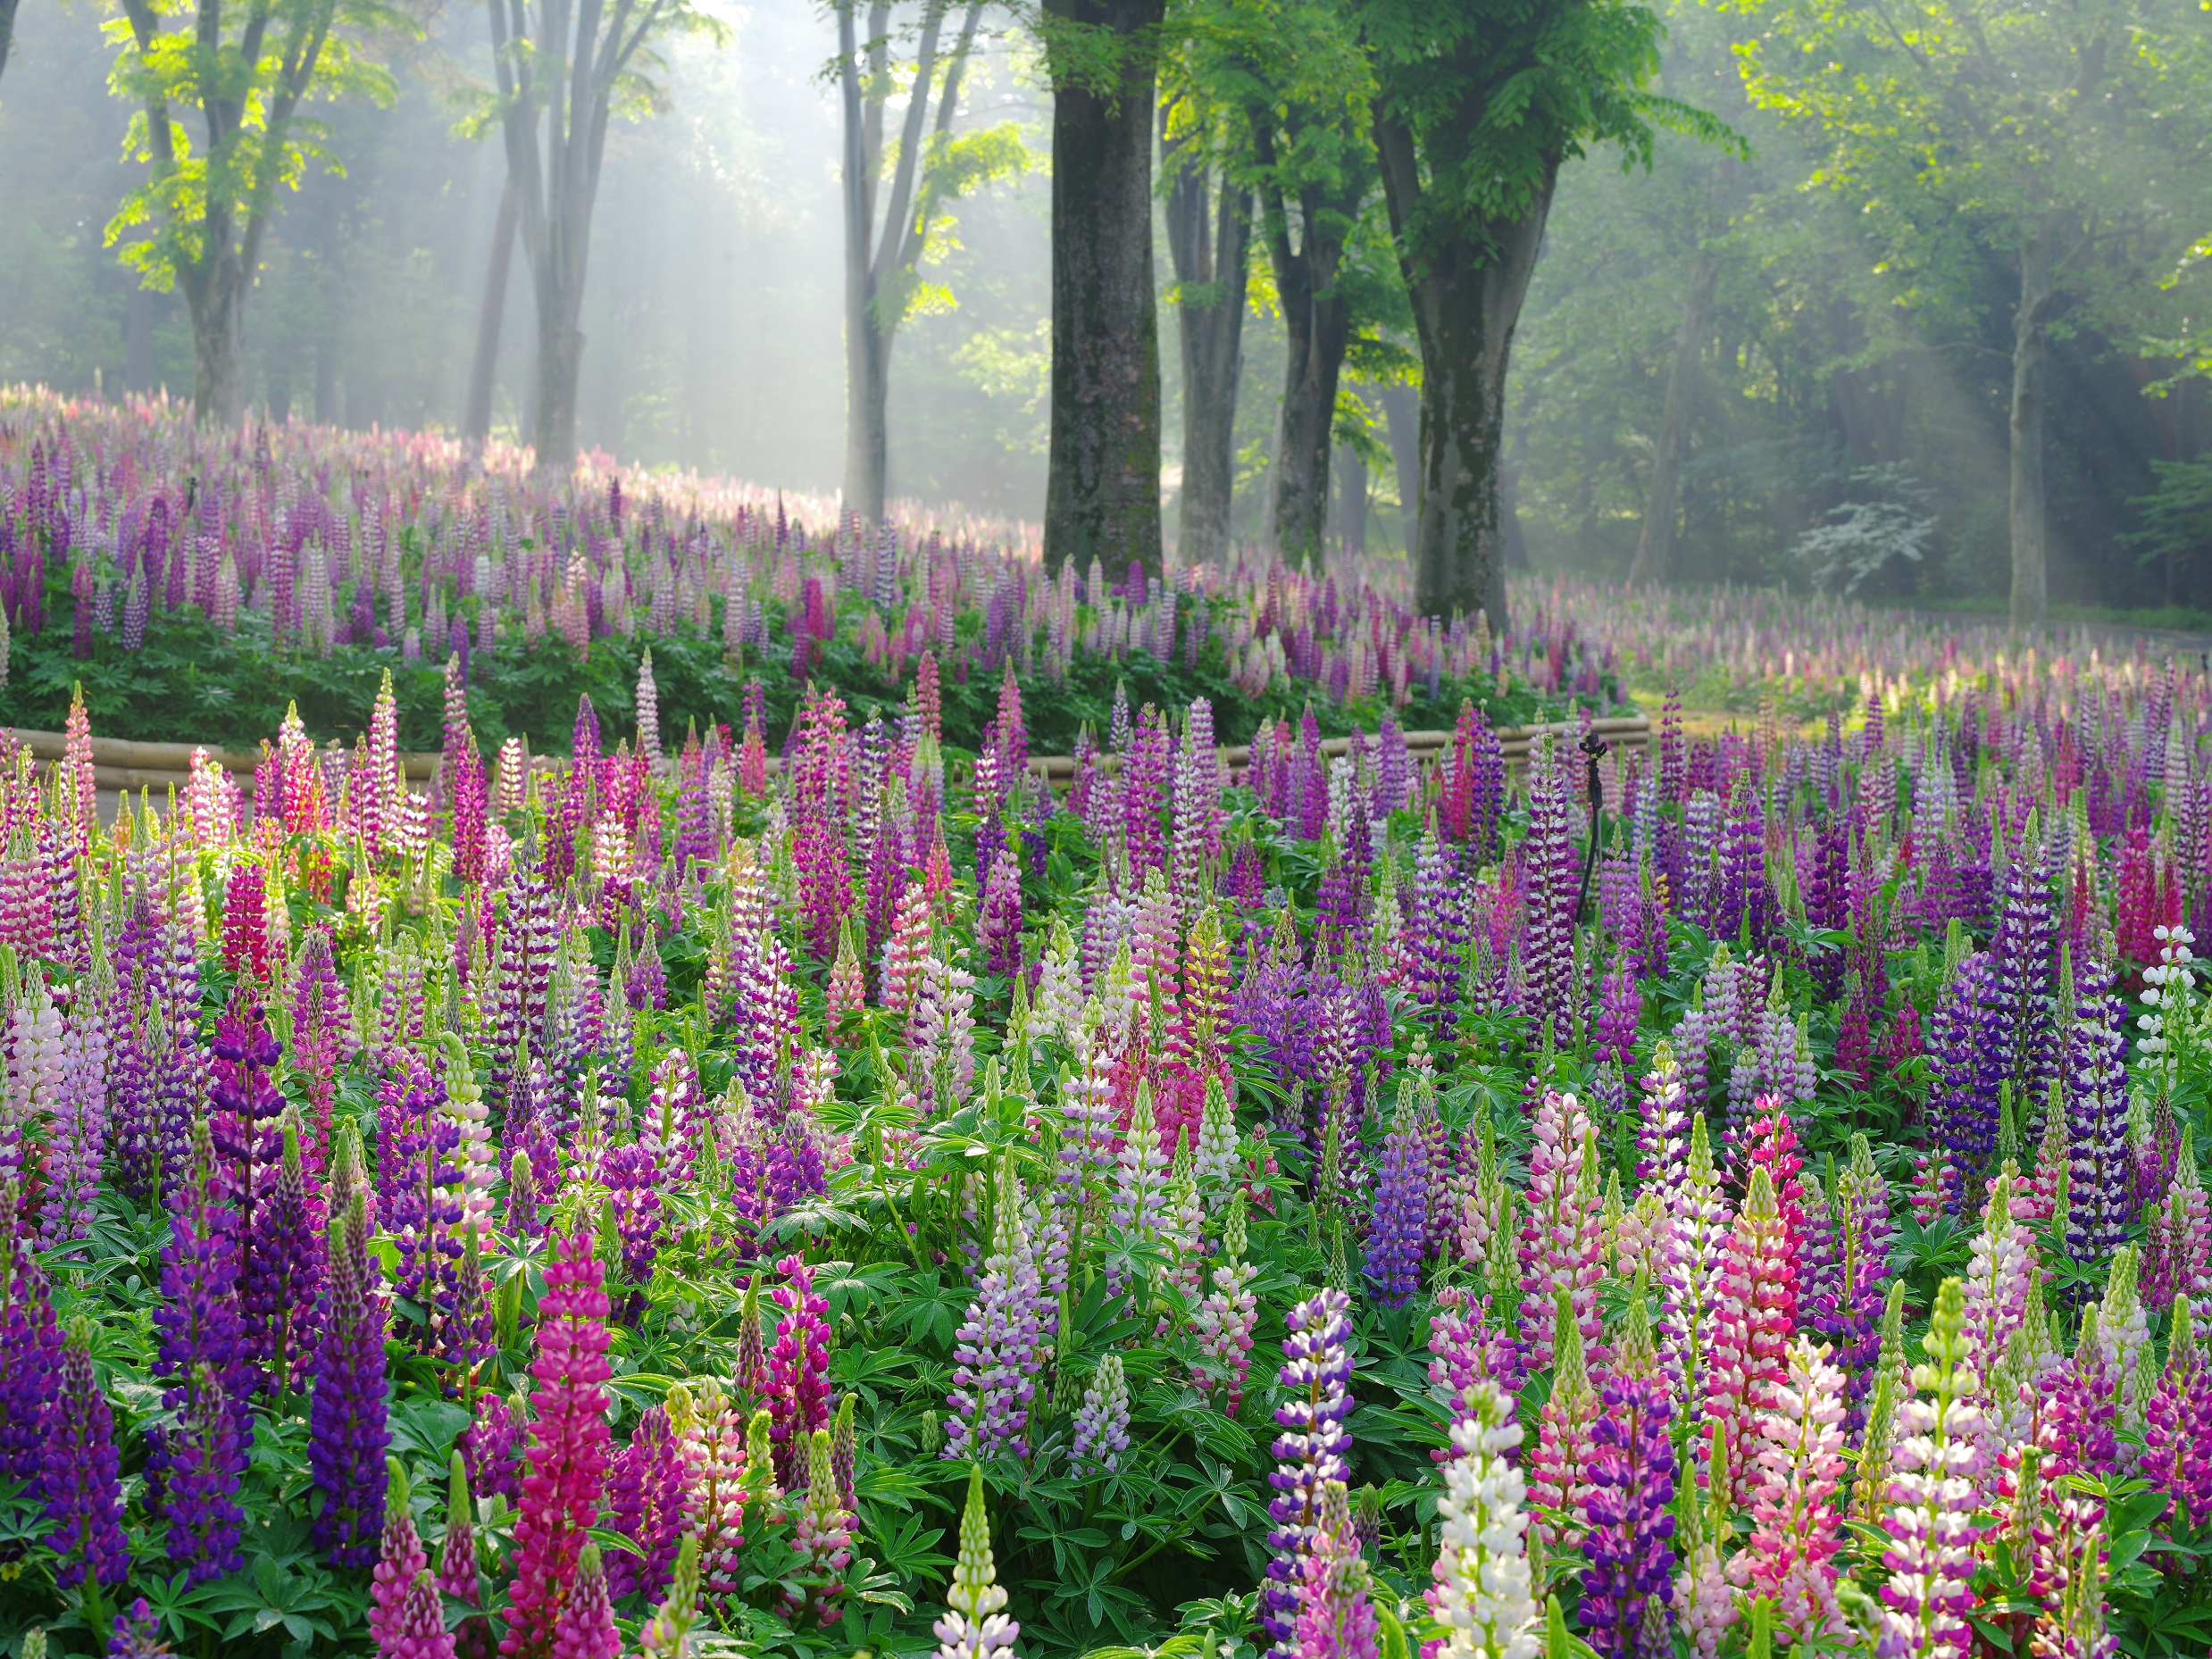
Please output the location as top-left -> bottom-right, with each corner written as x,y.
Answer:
1348,0 -> 1670,257
102,0 -> 405,292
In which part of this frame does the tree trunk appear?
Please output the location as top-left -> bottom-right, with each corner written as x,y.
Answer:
1627,245 -> 1716,588
2009,229 -> 2055,631
464,176 -> 520,443
1259,157 -> 1361,571
843,317 -> 890,525
533,302 -> 584,474
1163,124 -> 1249,568
1333,441 -> 1367,555
839,2 -> 893,524
1375,113 -> 1548,628
186,253 -> 249,426
125,286 -> 154,393
1375,118 -> 1549,629
1379,380 -> 1417,555
0,0 -> 19,88
1043,0 -> 1166,582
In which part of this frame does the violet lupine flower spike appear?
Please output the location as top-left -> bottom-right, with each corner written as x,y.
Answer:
1363,1090 -> 1429,1309
310,1128 -> 388,1568
41,1320 -> 129,1594
1260,1288 -> 1356,1659
1067,1354 -> 1130,1476
945,1162 -> 1052,1462
1578,1365 -> 1675,1659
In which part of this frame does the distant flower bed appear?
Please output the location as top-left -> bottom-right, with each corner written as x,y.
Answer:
0,388 -> 1629,755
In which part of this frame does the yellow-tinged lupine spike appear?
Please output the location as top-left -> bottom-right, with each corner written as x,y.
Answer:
947,1463 -> 1006,1623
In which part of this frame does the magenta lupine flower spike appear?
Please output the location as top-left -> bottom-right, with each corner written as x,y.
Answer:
1261,1288 -> 1356,1659
767,1253 -> 832,1488
2141,1296 -> 2212,1525
547,1540 -> 619,1659
1295,1482 -> 1380,1659
1875,1278 -> 1986,1659
370,1458 -> 431,1652
1700,1163 -> 1794,1506
501,1230 -> 614,1659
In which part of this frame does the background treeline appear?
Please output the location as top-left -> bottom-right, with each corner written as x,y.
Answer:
2,0 -> 2210,614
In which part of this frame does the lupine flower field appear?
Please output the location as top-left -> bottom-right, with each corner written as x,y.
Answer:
3,392 -> 2212,1659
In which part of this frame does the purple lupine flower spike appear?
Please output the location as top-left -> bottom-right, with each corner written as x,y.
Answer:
1261,1288 -> 1356,1659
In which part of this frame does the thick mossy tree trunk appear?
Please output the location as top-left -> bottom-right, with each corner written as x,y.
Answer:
1627,245 -> 1716,588
1043,0 -> 1167,583
1377,110 -> 1550,629
2009,229 -> 2055,631
1163,119 -> 1250,568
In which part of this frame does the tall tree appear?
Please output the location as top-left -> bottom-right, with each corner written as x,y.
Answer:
1246,21 -> 1371,568
1159,92 -> 1251,566
1736,0 -> 2195,629
1350,0 -> 1670,626
836,2 -> 1023,525
462,179 -> 519,443
106,0 -> 399,423
0,0 -> 21,88
1626,205 -> 1717,588
482,0 -> 701,473
1040,0 -> 1169,581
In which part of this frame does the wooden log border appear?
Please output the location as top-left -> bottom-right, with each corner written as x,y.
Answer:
13,712 -> 1649,799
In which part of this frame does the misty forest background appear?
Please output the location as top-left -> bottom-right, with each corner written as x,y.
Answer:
3,0 -> 2211,619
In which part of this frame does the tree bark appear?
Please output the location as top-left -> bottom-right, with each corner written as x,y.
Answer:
1374,109 -> 1548,629
1333,441 -> 1367,555
490,0 -> 672,476
1627,244 -> 1716,588
840,2 -> 895,523
125,286 -> 154,393
1163,114 -> 1249,568
840,1 -> 984,524
1259,146 -> 1362,571
185,249 -> 249,425
1379,380 -> 1417,555
1042,0 -> 1167,582
463,174 -> 520,442
2009,228 -> 2055,631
